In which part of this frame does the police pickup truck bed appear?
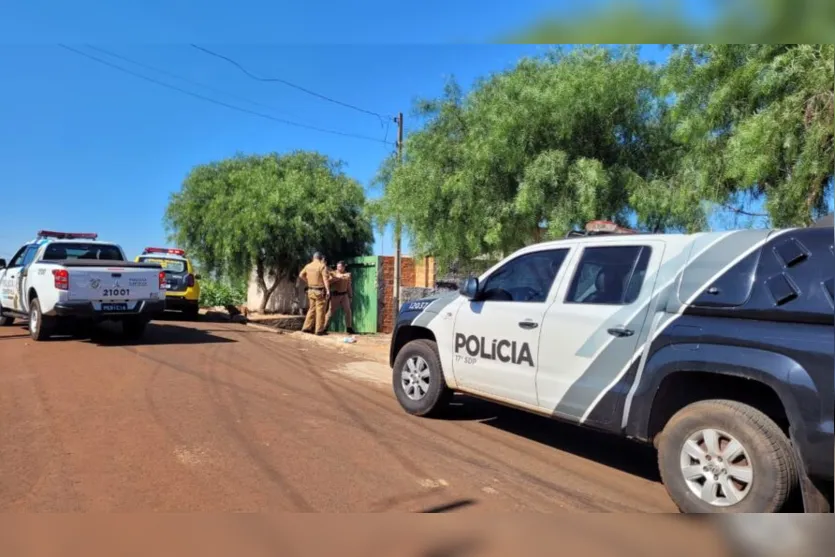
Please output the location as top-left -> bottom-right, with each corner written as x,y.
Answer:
389,224 -> 834,513
0,231 -> 165,341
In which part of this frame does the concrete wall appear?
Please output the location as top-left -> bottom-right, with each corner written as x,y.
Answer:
246,268 -> 304,314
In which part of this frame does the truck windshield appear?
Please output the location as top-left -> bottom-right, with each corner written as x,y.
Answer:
138,256 -> 186,274
42,243 -> 124,261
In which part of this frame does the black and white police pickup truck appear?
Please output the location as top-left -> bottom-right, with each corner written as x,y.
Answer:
0,231 -> 166,341
389,221 -> 834,513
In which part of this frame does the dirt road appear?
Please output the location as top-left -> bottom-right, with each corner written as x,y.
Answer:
0,318 -> 677,513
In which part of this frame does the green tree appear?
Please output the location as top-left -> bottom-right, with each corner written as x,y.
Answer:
165,151 -> 373,313
664,44 -> 834,227
374,46 -> 673,268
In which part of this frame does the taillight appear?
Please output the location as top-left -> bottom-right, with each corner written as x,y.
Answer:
186,274 -> 195,287
52,269 -> 69,290
159,271 -> 166,288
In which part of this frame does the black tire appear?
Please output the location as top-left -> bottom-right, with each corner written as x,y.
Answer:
122,317 -> 148,340
0,313 -> 13,326
185,305 -> 200,321
657,399 -> 798,513
28,297 -> 55,341
392,339 -> 452,417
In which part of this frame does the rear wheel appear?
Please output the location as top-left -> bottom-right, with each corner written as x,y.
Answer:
0,313 -> 13,326
122,317 -> 148,340
657,399 -> 797,513
184,305 -> 199,321
28,298 -> 55,341
392,339 -> 452,417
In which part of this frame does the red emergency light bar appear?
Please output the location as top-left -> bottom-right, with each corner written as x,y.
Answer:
143,247 -> 186,256
37,230 -> 98,240
584,220 -> 636,234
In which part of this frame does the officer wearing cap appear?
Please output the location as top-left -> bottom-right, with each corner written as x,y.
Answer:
326,260 -> 355,335
299,251 -> 331,335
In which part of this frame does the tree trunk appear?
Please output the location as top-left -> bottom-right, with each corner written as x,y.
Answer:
255,259 -> 281,314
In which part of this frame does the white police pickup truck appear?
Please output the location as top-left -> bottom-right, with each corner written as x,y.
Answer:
0,231 -> 166,341
389,220 -> 834,513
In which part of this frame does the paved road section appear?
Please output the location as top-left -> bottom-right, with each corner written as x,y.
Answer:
0,319 -> 677,513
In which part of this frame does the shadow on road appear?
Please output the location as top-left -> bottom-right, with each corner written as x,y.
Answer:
444,394 -> 661,483
37,321 -> 238,346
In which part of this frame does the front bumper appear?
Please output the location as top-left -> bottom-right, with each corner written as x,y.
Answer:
53,300 -> 166,319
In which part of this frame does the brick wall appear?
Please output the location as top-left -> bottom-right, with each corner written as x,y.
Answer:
413,256 -> 436,288
378,255 -> 416,334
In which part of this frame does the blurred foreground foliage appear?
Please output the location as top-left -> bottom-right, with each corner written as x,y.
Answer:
504,0 -> 835,44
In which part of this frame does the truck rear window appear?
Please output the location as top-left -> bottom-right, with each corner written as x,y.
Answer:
42,243 -> 124,261
138,256 -> 186,274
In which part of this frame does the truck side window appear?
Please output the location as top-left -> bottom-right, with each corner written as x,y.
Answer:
7,246 -> 29,268
20,246 -> 38,268
480,249 -> 569,303
565,246 -> 651,305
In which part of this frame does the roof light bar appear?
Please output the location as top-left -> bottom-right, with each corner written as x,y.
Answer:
37,230 -> 98,240
143,247 -> 186,256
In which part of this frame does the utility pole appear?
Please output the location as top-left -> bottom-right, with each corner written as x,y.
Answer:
392,112 -> 404,323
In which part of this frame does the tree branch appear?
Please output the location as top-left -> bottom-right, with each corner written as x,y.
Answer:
722,203 -> 768,217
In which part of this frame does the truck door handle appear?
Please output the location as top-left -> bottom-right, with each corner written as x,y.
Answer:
518,320 -> 538,329
607,327 -> 634,337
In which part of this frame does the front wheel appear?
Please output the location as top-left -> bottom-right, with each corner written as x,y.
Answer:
657,399 -> 798,513
392,339 -> 452,417
28,298 -> 55,341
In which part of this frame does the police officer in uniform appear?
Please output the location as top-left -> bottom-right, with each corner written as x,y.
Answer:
299,252 -> 331,335
326,260 -> 355,335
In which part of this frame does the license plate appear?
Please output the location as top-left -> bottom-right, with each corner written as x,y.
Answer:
101,303 -> 128,312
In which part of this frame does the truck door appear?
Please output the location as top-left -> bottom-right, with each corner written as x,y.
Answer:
0,245 -> 33,312
16,245 -> 40,312
535,240 -> 665,424
451,247 -> 572,407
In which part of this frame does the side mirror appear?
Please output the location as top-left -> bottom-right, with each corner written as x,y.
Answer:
195,274 -> 202,280
0,258 -> 5,269
460,277 -> 480,300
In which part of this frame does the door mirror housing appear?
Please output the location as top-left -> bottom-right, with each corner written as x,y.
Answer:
460,277 -> 480,300
0,258 -> 5,269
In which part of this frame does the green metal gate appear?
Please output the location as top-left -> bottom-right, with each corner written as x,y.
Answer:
328,256 -> 378,333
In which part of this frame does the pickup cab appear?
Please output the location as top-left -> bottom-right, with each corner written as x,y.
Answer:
0,230 -> 166,341
389,221 -> 833,513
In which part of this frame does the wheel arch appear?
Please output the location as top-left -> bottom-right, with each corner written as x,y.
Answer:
390,324 -> 437,367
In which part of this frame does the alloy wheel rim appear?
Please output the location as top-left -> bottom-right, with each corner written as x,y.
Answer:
679,428 -> 753,507
401,356 -> 430,401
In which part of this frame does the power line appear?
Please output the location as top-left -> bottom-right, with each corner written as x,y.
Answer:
59,45 -> 394,146
190,44 -> 390,122
83,45 -> 293,117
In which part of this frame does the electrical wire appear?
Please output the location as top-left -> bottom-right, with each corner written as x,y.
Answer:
83,44 -> 293,116
59,45 -> 395,146
190,44 -> 391,122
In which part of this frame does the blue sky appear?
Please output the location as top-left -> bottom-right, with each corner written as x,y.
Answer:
0,1 -> 732,262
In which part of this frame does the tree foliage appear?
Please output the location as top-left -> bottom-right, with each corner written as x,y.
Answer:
375,44 -> 833,268
665,43 -> 834,227
374,46 -> 673,267
165,151 -> 373,312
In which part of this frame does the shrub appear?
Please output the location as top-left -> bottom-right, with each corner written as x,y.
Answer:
199,278 -> 246,308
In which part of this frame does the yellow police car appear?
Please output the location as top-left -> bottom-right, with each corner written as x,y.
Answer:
135,247 -> 201,319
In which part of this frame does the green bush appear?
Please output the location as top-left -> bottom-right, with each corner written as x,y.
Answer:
199,278 -> 247,308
